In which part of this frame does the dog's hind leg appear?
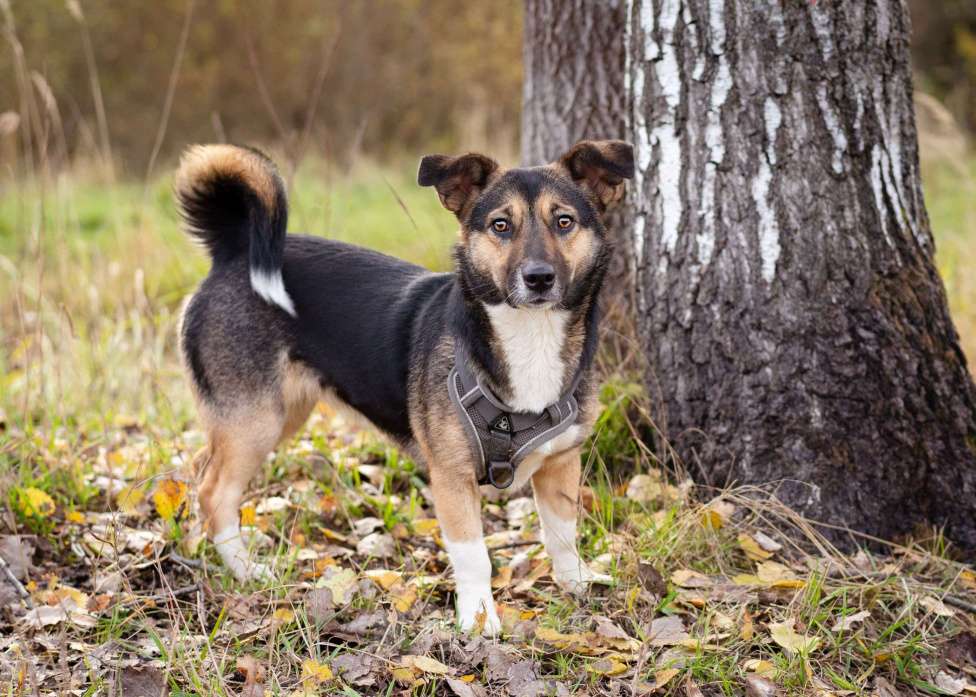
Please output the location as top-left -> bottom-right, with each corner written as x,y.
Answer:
197,403 -> 284,581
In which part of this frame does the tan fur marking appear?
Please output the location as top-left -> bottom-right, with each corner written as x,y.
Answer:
532,446 -> 583,522
176,144 -> 278,211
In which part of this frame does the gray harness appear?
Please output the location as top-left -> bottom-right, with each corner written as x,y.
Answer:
447,349 -> 582,488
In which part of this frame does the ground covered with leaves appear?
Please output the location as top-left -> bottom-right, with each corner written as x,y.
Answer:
2,396 -> 976,697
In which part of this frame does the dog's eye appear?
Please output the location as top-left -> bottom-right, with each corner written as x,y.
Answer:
491,219 -> 510,235
556,215 -> 574,231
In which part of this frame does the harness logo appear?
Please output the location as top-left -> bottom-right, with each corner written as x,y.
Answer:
491,414 -> 512,433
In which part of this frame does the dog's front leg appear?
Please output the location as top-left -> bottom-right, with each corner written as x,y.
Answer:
532,447 -> 611,593
429,469 -> 501,635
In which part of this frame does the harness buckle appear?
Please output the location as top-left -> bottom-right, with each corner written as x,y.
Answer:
487,460 -> 515,489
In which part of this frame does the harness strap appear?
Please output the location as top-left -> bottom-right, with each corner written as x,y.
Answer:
447,347 -> 582,489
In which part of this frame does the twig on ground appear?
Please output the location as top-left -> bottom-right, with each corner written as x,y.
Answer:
943,594 -> 976,615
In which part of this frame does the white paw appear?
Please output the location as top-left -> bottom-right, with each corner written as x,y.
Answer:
457,596 -> 502,636
553,562 -> 613,595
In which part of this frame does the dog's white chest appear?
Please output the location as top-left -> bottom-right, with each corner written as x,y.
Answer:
484,304 -> 569,413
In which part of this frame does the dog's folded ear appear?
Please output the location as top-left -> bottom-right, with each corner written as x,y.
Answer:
418,153 -> 499,218
557,140 -> 635,213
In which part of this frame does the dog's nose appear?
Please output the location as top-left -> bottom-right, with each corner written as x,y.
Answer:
522,261 -> 556,292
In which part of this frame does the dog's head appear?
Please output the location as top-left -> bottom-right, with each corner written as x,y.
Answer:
418,140 -> 634,310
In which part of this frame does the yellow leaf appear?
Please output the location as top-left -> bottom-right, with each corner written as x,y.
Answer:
589,658 -> 628,676
240,505 -> 256,526
390,667 -> 422,686
769,620 -> 820,654
17,487 -> 55,518
116,486 -> 144,514
364,569 -> 403,590
742,659 -> 776,678
272,608 -> 295,625
400,655 -> 451,675
652,668 -> 680,688
390,582 -> 418,613
702,500 -> 735,529
534,627 -> 603,655
302,659 -> 333,684
66,510 -> 85,524
738,533 -> 774,561
316,567 -> 357,605
412,518 -> 439,536
152,479 -> 187,520
960,569 -> 976,591
460,674 -> 476,683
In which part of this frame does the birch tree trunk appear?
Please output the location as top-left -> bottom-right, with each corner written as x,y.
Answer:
626,0 -> 976,552
521,0 -> 634,316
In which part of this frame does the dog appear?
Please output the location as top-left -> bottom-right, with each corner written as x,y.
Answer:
175,140 -> 634,634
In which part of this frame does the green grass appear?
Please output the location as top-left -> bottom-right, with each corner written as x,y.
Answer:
1,156 -> 975,695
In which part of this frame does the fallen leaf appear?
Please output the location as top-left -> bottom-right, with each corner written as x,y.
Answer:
651,668 -> 681,688
534,627 -> 603,655
831,610 -> 870,632
447,677 -> 487,697
648,615 -> 690,646
119,666 -> 167,697
960,570 -> 976,592
935,671 -> 966,695
588,657 -> 628,676
742,659 -> 776,678
671,569 -> 712,588
921,596 -> 957,618
412,518 -> 440,536
745,674 -> 780,697
389,581 -> 418,612
626,473 -> 663,503
769,620 -> 820,654
315,566 -> 357,605
753,531 -> 782,552
152,479 -> 187,520
364,569 -> 403,590
301,659 -> 334,684
116,485 -> 144,514
491,565 -> 514,589
356,532 -> 395,559
272,608 -> 295,626
702,500 -> 735,529
738,533 -> 774,561
16,487 -> 55,518
400,655 -> 452,675
638,563 -> 667,596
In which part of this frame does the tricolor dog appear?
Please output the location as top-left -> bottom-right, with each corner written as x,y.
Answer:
176,140 -> 634,634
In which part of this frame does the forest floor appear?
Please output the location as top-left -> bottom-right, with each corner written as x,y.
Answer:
1,156 -> 975,696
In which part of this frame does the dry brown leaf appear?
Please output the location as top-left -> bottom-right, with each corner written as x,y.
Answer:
671,569 -> 712,588
741,608 -> 755,641
648,615 -> 690,646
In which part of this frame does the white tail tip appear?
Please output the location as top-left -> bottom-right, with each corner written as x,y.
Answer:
250,268 -> 297,317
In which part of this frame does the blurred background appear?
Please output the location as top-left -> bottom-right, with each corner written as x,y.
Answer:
0,0 -> 974,425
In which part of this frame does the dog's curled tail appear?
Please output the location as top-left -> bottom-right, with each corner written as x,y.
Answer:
175,144 -> 295,316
